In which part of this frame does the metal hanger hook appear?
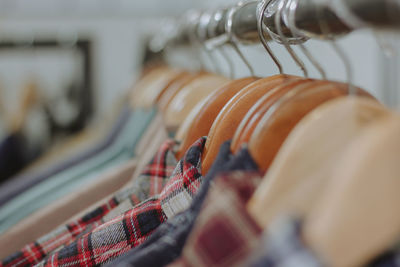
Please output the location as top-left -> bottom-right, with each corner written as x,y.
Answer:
208,8 -> 235,78
274,0 -> 308,77
257,0 -> 283,74
198,10 -> 223,74
225,2 -> 256,77
316,5 -> 356,95
284,0 -> 327,79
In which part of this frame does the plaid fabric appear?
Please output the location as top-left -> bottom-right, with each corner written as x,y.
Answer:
34,137 -> 206,267
171,171 -> 263,267
1,139 -> 179,267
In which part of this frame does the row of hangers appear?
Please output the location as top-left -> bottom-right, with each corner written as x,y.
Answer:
131,0 -> 400,266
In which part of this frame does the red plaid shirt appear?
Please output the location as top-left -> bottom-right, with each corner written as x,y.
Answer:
1,139 -> 180,267
33,137 -> 206,267
170,171 -> 263,267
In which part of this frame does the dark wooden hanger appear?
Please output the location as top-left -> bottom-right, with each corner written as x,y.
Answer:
247,82 -> 374,173
175,77 -> 258,159
230,79 -> 320,154
201,74 -> 300,174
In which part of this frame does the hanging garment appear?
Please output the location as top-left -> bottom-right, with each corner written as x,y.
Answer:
0,110 -> 169,259
1,137 -> 205,267
0,108 -> 156,233
170,171 -> 263,267
0,106 -> 131,207
0,137 -> 178,267
0,159 -> 137,259
106,140 -> 259,267
30,137 -> 206,267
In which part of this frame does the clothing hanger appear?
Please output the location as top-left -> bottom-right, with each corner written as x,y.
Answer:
201,0 -> 305,174
201,74 -> 298,174
247,96 -> 387,228
246,0 -> 370,173
303,113 -> 400,267
157,72 -> 206,112
296,6 -> 400,266
163,73 -> 230,133
247,81 -> 375,173
174,5 -> 266,158
230,0 -> 322,155
175,77 -> 258,159
230,79 -> 323,154
131,67 -> 186,109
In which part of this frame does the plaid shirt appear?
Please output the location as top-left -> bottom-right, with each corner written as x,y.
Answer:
33,137 -> 206,267
171,171 -> 263,267
1,139 -> 180,267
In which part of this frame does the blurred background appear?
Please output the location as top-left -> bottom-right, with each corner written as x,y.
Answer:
0,0 -> 399,179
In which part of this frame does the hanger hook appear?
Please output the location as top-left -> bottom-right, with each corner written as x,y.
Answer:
198,11 -> 223,74
186,10 -> 207,71
284,0 -> 327,79
316,4 -> 355,95
273,0 -> 308,77
208,9 -> 235,78
218,46 -> 235,79
257,0 -> 283,74
225,2 -> 256,77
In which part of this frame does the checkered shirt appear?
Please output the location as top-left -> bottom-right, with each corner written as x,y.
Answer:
32,137 -> 206,267
1,139 -> 179,267
171,171 -> 263,267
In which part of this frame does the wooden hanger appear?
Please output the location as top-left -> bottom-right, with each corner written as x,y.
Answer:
201,74 -> 300,174
175,77 -> 258,159
230,79 -> 323,154
163,74 -> 230,133
131,67 -> 185,109
139,70 -> 191,109
157,72 -> 207,112
130,66 -> 168,104
247,82 -> 373,173
247,96 -> 387,229
303,113 -> 400,267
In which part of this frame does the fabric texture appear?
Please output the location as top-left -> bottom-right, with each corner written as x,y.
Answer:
0,159 -> 137,259
0,138 -> 178,267
250,218 -> 321,267
250,218 -> 400,267
0,106 -> 131,207
170,171 -> 263,267
108,141 -> 259,267
0,108 -> 155,234
35,137 -> 206,267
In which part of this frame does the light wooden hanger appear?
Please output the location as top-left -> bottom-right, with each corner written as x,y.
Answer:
247,96 -> 387,228
303,113 -> 400,267
131,67 -> 185,109
175,77 -> 258,159
130,66 -> 169,105
163,73 -> 230,133
156,72 -> 206,111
